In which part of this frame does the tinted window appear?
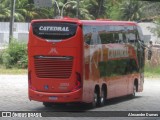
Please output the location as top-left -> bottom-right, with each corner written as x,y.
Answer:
98,59 -> 138,77
83,25 -> 103,45
83,25 -> 139,45
126,26 -> 137,43
137,26 -> 144,41
32,22 -> 77,40
99,32 -> 108,44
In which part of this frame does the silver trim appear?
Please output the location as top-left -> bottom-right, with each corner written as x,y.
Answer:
46,39 -> 62,42
34,56 -> 73,60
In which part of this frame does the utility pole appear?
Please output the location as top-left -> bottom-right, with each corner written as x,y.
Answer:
9,0 -> 16,44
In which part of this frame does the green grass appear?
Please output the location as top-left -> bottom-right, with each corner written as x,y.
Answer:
0,65 -> 27,75
144,64 -> 160,78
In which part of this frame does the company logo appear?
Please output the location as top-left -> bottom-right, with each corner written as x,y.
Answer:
49,48 -> 58,55
39,26 -> 69,32
2,112 -> 11,117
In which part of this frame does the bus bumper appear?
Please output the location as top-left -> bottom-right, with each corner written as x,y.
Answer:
29,89 -> 82,103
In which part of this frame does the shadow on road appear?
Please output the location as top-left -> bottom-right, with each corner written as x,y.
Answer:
106,95 -> 142,106
30,95 -> 143,111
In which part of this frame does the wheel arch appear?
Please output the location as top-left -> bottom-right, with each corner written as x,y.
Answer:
101,83 -> 107,99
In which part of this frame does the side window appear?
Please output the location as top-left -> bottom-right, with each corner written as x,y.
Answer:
99,26 -> 107,44
137,26 -> 144,41
114,33 -> 119,43
83,25 -> 92,44
126,59 -> 139,73
99,59 -> 138,77
106,32 -> 114,43
127,26 -> 136,44
99,31 -> 108,44
90,27 -> 101,45
123,33 -> 128,43
114,26 -> 128,43
119,33 -> 123,42
107,26 -> 115,43
84,33 -> 92,44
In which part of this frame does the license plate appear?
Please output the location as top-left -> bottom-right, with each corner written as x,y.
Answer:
49,96 -> 58,100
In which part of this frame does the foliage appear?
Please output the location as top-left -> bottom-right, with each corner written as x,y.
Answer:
0,39 -> 28,69
1,0 -> 160,21
0,0 -> 10,21
144,47 -> 160,78
144,64 -> 160,78
107,0 -> 122,20
0,0 -> 53,22
150,18 -> 160,38
0,51 -> 3,64
120,0 -> 144,21
142,1 -> 160,19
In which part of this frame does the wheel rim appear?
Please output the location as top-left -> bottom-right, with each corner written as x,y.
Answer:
92,92 -> 98,107
94,92 -> 98,104
100,90 -> 106,105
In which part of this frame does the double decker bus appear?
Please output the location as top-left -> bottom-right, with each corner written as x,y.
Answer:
28,17 -> 144,107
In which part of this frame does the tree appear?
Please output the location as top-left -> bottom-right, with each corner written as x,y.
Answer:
0,0 -> 53,22
85,0 -> 108,19
142,1 -> 160,19
0,0 -> 10,21
106,0 -> 123,20
120,0 -> 144,21
15,0 -> 53,22
59,0 -> 94,20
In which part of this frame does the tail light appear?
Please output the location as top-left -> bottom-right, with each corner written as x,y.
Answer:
28,71 -> 31,88
72,72 -> 82,92
28,71 -> 36,90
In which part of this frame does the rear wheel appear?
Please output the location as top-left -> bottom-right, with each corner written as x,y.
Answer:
130,84 -> 136,98
100,88 -> 106,106
90,90 -> 100,108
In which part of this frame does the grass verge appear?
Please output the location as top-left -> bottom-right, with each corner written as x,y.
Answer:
0,66 -> 27,75
144,65 -> 160,78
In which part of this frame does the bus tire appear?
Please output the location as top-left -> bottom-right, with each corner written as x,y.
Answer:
90,89 -> 100,108
43,102 -> 53,107
100,87 -> 107,106
130,84 -> 136,98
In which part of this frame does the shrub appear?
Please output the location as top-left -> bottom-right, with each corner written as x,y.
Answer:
0,51 -> 3,64
1,39 -> 28,69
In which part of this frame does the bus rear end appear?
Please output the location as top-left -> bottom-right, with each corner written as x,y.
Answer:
28,19 -> 83,104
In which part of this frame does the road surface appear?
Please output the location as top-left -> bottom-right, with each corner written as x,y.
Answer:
0,75 -> 160,120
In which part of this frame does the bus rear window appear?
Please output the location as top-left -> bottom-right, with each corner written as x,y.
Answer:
32,22 -> 77,40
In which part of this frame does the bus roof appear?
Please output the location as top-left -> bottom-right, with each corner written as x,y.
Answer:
80,20 -> 137,26
31,18 -> 138,26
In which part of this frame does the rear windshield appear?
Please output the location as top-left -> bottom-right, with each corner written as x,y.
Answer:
32,22 -> 77,40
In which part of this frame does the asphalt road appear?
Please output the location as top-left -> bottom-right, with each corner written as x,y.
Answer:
0,75 -> 160,120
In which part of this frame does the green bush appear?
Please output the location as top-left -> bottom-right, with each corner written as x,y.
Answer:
1,39 -> 28,69
0,51 -> 3,64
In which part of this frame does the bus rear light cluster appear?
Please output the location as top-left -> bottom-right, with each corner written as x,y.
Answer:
72,72 -> 82,92
28,71 -> 36,90
28,71 -> 31,88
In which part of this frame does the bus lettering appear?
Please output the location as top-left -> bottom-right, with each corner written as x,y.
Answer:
108,47 -> 129,59
39,26 -> 69,32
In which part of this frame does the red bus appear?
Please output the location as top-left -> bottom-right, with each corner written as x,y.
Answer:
28,18 -> 144,107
